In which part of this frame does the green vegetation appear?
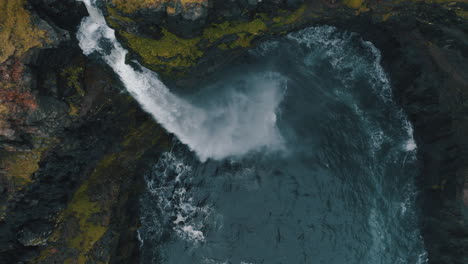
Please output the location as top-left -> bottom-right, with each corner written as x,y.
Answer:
119,15 -> 269,74
272,5 -> 307,25
63,157 -> 112,264
61,66 -> 85,96
121,28 -> 203,71
0,150 -> 43,186
0,0 -> 47,63
0,136 -> 58,188
111,0 -> 207,14
203,18 -> 267,47
33,107 -> 171,263
60,64 -> 86,118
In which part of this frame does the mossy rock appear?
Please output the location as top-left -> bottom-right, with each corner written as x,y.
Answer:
0,0 -> 48,63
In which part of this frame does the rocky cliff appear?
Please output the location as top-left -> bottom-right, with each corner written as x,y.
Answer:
0,0 -> 467,263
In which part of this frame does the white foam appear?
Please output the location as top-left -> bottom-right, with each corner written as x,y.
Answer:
179,225 -> 205,243
417,251 -> 429,264
403,119 -> 418,152
145,151 -> 212,244
77,0 -> 285,162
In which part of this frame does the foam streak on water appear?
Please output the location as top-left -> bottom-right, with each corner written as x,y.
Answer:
76,0 -> 285,161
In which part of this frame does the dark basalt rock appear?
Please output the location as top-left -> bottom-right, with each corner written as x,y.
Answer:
340,12 -> 468,264
28,0 -> 88,32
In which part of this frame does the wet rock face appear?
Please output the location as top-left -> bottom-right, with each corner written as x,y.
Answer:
28,0 -> 88,31
344,13 -> 468,264
0,1 -> 170,264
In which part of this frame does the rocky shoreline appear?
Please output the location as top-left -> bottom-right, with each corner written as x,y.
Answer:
0,0 -> 467,263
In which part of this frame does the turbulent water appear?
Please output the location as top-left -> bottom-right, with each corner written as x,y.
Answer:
77,0 -> 427,263
77,0 -> 283,161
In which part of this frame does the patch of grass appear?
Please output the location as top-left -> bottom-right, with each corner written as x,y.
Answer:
0,0 -> 47,63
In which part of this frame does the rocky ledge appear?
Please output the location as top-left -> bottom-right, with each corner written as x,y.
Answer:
0,0 -> 467,263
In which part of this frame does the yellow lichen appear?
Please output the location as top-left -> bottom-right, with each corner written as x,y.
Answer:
343,0 -> 366,9
0,104 -> 9,115
381,13 -> 392,21
0,0 -> 47,63
0,136 -> 59,188
68,103 -> 79,117
0,149 -> 43,186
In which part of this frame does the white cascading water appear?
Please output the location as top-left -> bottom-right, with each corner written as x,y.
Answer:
76,0 -> 285,161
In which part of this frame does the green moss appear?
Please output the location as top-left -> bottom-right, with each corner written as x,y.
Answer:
202,18 -> 267,49
0,0 -> 47,63
107,6 -> 135,23
455,8 -> 468,19
61,66 -> 85,96
120,17 -> 268,73
203,18 -> 267,44
0,136 -> 58,188
49,121 -> 169,264
122,120 -> 162,148
121,28 -> 203,73
33,109 -> 171,263
272,5 -> 307,26
67,179 -> 107,262
217,43 -> 229,50
0,150 -> 42,186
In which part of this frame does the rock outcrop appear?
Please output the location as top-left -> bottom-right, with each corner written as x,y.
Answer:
0,1 -> 170,263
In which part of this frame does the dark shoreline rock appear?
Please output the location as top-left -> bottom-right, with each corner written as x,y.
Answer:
344,15 -> 468,264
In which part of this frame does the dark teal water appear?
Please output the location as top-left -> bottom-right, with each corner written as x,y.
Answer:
137,27 -> 427,264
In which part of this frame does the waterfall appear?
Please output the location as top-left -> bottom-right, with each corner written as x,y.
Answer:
76,0 -> 285,162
